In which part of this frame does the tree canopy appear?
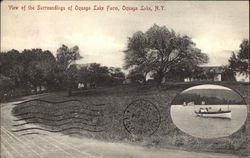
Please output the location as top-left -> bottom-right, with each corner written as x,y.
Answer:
0,48 -> 56,95
229,39 -> 249,76
55,44 -> 83,89
124,24 -> 209,83
77,63 -> 125,87
0,44 -> 125,99
56,44 -> 82,70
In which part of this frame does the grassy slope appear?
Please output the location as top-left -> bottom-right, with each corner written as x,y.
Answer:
12,82 -> 250,156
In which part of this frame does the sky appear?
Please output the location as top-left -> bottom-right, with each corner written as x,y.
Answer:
1,1 -> 249,69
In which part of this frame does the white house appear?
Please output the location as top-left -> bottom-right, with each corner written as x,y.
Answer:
235,72 -> 249,82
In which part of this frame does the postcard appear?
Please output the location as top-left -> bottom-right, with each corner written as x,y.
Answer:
1,1 -> 249,158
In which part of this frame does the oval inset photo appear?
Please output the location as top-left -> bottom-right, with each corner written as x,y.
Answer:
170,84 -> 248,139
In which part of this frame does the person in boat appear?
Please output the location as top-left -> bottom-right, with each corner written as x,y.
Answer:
205,107 -> 209,112
199,108 -> 207,112
199,108 -> 203,112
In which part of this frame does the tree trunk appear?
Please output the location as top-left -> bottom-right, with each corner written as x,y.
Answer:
143,72 -> 148,84
13,85 -> 16,98
157,70 -> 164,85
34,84 -> 37,94
68,87 -> 72,96
68,81 -> 73,96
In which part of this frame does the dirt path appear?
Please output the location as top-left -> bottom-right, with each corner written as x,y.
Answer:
1,95 -> 242,158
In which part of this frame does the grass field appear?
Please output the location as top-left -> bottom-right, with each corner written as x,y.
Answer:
12,82 -> 250,156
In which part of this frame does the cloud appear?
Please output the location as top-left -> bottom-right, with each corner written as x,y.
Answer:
64,32 -> 125,67
193,37 -> 242,54
204,50 -> 236,66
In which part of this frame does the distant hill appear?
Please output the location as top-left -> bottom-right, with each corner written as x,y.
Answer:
172,89 -> 245,105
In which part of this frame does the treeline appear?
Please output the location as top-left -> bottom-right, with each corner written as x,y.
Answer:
67,63 -> 125,90
0,45 -> 125,100
172,93 -> 245,105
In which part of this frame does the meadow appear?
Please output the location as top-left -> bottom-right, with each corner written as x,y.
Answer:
12,82 -> 250,156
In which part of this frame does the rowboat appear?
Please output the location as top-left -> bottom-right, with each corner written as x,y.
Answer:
195,110 -> 231,119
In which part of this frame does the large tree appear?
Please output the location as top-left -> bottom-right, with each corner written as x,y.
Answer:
229,39 -> 249,77
55,44 -> 82,89
22,49 -> 56,92
86,63 -> 110,87
0,49 -> 24,88
124,24 -> 209,84
56,45 -> 82,70
77,64 -> 125,87
0,48 -> 56,94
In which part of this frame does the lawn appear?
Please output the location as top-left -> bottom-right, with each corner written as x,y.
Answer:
12,82 -> 250,156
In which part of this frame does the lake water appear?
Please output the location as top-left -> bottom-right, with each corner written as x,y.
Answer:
170,105 -> 247,138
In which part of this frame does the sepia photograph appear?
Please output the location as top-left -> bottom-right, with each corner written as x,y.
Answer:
171,84 -> 248,138
1,1 -> 249,158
